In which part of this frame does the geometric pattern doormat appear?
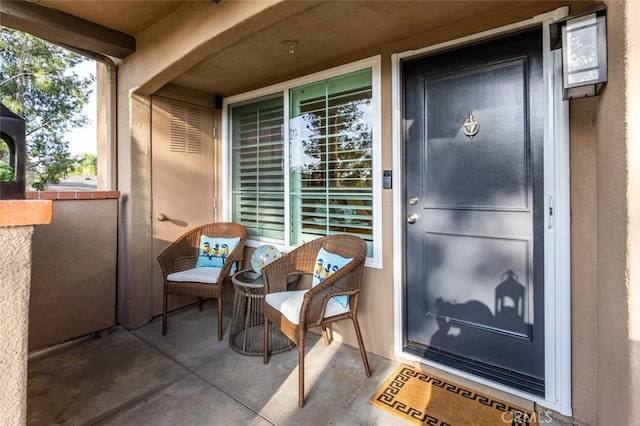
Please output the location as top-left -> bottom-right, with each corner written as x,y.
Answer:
369,365 -> 538,425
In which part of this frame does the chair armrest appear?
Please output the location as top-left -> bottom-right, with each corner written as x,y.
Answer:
157,253 -> 197,276
157,238 -> 197,275
301,257 -> 365,326
175,256 -> 197,272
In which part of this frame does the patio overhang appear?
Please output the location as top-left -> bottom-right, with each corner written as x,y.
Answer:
0,0 -> 136,58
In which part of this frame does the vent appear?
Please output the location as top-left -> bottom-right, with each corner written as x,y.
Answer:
169,104 -> 202,154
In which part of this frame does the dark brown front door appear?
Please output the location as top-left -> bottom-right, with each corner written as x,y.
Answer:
403,28 -> 545,396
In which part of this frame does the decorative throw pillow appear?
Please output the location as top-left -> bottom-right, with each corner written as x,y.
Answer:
195,236 -> 240,270
312,247 -> 353,308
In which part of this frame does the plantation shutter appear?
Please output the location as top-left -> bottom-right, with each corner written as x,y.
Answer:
231,97 -> 285,241
289,69 -> 374,255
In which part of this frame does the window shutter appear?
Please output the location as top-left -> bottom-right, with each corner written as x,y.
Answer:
289,69 -> 374,255
231,97 -> 285,241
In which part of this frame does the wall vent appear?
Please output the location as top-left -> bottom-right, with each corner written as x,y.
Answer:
169,104 -> 202,154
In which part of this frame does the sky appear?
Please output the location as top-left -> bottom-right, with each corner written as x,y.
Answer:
66,59 -> 97,156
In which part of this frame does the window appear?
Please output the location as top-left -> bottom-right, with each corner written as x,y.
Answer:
226,57 -> 381,267
231,97 -> 285,240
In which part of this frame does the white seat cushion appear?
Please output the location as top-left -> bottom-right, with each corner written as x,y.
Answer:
167,267 -> 221,284
265,290 -> 350,325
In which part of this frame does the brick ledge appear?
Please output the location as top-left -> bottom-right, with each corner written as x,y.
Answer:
0,200 -> 52,227
26,191 -> 120,200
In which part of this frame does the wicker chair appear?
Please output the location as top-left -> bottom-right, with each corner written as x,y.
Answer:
157,222 -> 248,340
262,235 -> 371,407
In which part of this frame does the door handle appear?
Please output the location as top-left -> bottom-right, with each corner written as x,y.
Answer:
407,214 -> 419,224
157,213 -> 169,222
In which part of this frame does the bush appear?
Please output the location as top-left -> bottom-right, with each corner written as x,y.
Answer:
71,153 -> 97,176
0,160 -> 14,182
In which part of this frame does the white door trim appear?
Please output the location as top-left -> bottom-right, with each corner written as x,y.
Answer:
391,7 -> 572,415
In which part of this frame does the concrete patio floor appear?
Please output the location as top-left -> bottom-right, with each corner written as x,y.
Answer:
27,301 -> 404,425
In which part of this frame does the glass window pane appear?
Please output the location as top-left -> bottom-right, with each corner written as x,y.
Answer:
289,69 -> 374,255
231,97 -> 285,241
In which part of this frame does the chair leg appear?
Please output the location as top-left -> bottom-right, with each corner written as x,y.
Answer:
263,316 -> 270,365
217,297 -> 223,341
352,316 -> 371,377
198,297 -> 204,311
298,340 -> 305,407
162,291 -> 168,336
321,325 -> 331,346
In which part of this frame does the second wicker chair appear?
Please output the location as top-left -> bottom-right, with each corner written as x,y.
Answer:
262,235 -> 371,407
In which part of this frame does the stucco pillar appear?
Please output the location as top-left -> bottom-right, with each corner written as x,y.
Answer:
623,1 -> 640,425
569,96 -> 598,425
116,92 -> 153,328
0,200 -> 52,425
597,1 -> 639,424
96,60 -> 117,191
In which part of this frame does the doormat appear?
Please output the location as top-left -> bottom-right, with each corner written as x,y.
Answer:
369,365 -> 537,425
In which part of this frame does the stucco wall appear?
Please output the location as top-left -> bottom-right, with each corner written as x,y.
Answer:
556,2 -> 640,424
0,226 -> 33,426
625,2 -> 640,426
595,1 -> 640,425
29,198 -> 117,351
569,97 -> 598,425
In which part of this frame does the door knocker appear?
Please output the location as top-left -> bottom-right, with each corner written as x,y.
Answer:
463,112 -> 479,139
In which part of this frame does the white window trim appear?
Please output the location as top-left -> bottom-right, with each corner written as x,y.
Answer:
391,8 -> 572,416
222,56 -> 382,268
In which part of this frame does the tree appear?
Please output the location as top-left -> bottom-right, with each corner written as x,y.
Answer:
0,28 -> 94,190
71,152 -> 97,177
0,139 -> 13,181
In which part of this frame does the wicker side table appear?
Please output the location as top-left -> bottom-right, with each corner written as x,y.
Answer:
229,269 -> 294,356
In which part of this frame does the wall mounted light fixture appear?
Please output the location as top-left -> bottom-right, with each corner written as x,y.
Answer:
550,3 -> 607,100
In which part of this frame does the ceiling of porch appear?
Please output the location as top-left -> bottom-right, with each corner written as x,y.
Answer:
12,0 -> 595,97
29,0 -> 186,35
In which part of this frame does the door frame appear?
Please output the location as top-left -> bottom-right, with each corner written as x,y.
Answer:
391,7 -> 571,415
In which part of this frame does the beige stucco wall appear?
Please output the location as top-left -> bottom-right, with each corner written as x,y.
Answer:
569,97 -> 598,425
625,2 -> 640,426
29,199 -> 117,351
113,0 -> 639,423
569,2 -> 640,424
0,226 -> 33,426
594,1 -> 640,424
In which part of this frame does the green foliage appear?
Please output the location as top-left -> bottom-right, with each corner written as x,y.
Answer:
0,139 -> 13,181
71,152 -> 97,176
0,161 -> 13,182
0,28 -> 95,190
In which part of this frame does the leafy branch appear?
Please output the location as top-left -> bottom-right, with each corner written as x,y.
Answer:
0,27 -> 95,189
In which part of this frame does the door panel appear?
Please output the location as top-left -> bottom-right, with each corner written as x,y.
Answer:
151,97 -> 216,315
424,60 -> 528,210
404,28 -> 545,396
